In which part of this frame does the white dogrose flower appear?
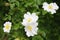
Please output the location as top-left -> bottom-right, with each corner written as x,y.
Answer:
3,21 -> 12,33
22,12 -> 38,37
42,2 -> 59,14
24,23 -> 38,37
22,12 -> 38,26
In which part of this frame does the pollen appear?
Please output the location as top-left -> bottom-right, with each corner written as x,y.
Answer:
5,24 -> 10,30
48,5 -> 53,9
27,18 -> 32,22
27,26 -> 32,31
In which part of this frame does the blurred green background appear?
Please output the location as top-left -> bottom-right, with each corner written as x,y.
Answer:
0,0 -> 60,40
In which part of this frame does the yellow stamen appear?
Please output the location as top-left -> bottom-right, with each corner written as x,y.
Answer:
27,18 -> 32,22
48,5 -> 53,9
5,25 -> 10,30
27,26 -> 32,31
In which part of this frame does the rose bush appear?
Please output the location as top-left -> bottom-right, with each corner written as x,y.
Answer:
0,0 -> 60,40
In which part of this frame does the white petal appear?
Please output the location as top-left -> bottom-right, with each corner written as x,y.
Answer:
3,28 -> 10,33
27,12 -> 31,15
4,21 -> 12,27
51,10 -> 56,14
53,3 -> 59,10
24,14 -> 29,19
32,27 -> 38,34
43,2 -> 48,6
32,13 -> 38,22
42,2 -> 49,10
22,19 -> 27,26
26,32 -> 31,37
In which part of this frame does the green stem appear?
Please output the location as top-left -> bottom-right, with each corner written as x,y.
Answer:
1,33 -> 8,40
1,33 -> 5,40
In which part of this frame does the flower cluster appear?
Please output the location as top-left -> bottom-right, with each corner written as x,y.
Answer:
42,2 -> 59,14
2,2 -> 59,37
22,12 -> 38,37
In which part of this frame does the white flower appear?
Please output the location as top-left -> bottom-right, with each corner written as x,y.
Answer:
3,21 -> 12,33
24,23 -> 38,37
22,12 -> 38,37
42,2 -> 59,14
22,12 -> 38,26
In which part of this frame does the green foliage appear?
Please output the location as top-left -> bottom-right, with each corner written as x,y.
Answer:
0,0 -> 60,40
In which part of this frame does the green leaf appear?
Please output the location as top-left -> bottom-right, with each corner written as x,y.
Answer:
8,0 -> 16,2
13,23 -> 20,30
15,1 -> 20,7
24,2 -> 33,7
38,30 -> 46,38
42,10 -> 47,15
32,35 -> 43,40
8,15 -> 11,20
10,3 -> 15,9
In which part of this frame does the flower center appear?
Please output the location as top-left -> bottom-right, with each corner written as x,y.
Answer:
48,5 -> 53,9
5,24 -> 10,30
27,26 -> 32,31
27,18 -> 32,22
